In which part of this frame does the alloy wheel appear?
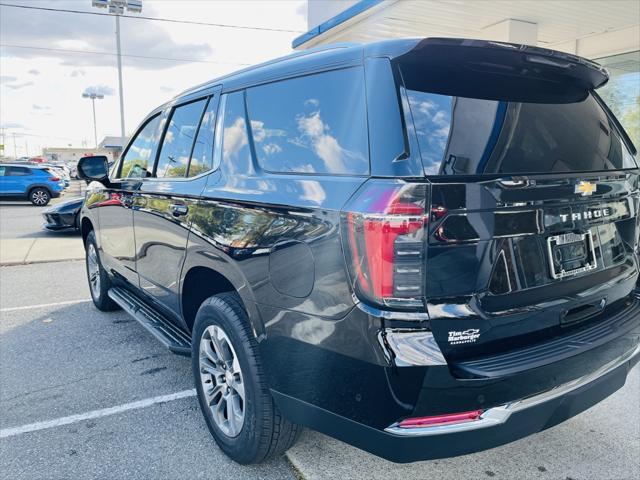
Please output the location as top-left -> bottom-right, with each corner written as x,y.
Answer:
31,190 -> 48,205
199,325 -> 245,437
87,243 -> 101,298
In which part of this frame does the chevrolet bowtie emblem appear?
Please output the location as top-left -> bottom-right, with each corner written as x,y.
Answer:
576,181 -> 596,196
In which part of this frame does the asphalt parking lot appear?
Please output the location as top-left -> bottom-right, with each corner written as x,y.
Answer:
0,191 -> 639,480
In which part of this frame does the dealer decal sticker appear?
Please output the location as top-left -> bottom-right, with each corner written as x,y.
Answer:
448,329 -> 481,345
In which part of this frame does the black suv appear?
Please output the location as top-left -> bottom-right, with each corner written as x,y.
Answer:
77,38 -> 640,464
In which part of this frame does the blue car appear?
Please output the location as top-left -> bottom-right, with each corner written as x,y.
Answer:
0,163 -> 66,205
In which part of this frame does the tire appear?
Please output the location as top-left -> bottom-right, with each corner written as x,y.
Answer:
84,230 -> 119,311
29,187 -> 51,206
192,292 -> 301,464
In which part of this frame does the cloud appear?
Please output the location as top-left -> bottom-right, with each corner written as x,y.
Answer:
28,69 -> 40,75
0,122 -> 26,130
160,85 -> 175,92
223,117 -> 249,158
70,69 -> 86,77
32,104 -> 51,110
432,110 -> 449,128
295,110 -> 365,174
262,143 -> 282,155
1,75 -> 18,83
414,99 -> 436,115
250,120 -> 286,144
299,180 -> 326,205
0,1 -> 213,70
83,85 -> 115,96
3,81 -> 34,90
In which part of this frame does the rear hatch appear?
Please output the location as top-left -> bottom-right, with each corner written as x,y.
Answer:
397,39 -> 640,366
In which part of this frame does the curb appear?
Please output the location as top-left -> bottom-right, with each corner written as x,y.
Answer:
0,257 -> 85,267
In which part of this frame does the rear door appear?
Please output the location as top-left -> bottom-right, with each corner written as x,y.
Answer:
133,87 -> 220,317
5,166 -> 34,194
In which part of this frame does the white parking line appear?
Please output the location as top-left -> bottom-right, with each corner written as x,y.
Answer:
0,389 -> 197,439
0,299 -> 92,313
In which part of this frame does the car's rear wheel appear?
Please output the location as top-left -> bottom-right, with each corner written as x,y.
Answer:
85,230 -> 119,311
29,188 -> 50,206
192,292 -> 301,464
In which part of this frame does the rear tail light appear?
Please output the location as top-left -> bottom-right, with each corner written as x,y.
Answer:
396,410 -> 483,429
341,180 -> 428,310
49,176 -> 60,181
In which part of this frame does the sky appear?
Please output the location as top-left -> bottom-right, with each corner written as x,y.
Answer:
0,0 -> 308,157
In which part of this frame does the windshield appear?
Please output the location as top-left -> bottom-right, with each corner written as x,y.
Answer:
404,88 -> 637,176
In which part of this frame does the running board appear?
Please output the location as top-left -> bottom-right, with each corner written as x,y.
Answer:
108,287 -> 192,356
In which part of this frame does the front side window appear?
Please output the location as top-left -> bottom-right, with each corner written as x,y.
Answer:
120,114 -> 162,179
156,99 -> 208,179
189,98 -> 217,177
246,67 -> 369,175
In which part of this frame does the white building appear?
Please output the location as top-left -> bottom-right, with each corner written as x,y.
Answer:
295,0 -> 639,145
43,136 -> 127,164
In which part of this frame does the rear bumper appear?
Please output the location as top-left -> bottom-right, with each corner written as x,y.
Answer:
263,289 -> 640,463
273,342 -> 640,463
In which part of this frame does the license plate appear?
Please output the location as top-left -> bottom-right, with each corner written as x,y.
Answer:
547,231 -> 597,280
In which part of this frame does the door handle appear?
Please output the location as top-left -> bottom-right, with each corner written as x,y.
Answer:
170,203 -> 189,217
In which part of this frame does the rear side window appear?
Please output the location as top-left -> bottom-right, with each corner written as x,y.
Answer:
405,86 -> 637,175
8,167 -> 32,176
156,98 -> 208,178
246,67 -> 369,175
120,114 -> 162,179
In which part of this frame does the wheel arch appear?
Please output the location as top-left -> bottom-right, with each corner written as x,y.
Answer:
180,265 -> 264,339
81,217 -> 94,246
27,184 -> 52,196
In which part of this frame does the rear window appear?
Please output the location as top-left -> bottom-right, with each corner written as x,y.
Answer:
245,67 -> 369,175
404,88 -> 637,176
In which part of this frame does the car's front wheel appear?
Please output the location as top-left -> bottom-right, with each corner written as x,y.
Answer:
192,292 -> 301,464
29,188 -> 50,206
85,230 -> 119,311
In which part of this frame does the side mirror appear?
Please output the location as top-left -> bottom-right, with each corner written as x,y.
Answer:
77,155 -> 109,183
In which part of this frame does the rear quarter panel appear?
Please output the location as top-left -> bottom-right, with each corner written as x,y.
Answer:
183,171 -> 366,337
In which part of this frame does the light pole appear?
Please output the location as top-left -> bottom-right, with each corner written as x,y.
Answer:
83,92 -> 104,148
91,0 -> 143,143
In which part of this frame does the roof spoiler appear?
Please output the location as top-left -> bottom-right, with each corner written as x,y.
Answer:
396,38 -> 609,104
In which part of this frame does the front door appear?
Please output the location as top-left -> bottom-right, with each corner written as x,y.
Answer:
133,89 -> 220,317
0,165 -> 9,195
96,112 -> 163,285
